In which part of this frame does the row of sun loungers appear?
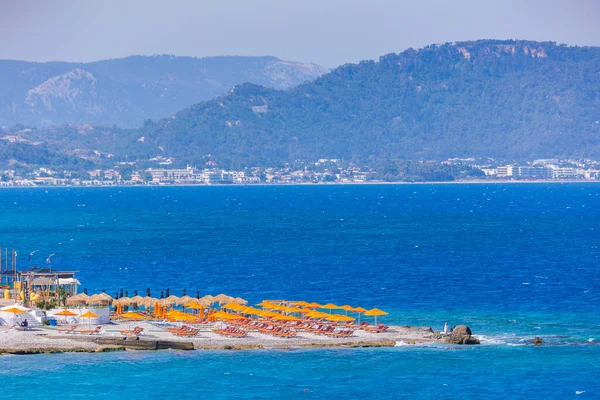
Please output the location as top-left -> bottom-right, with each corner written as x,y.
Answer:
213,326 -> 248,338
168,325 -> 200,336
56,326 -> 102,335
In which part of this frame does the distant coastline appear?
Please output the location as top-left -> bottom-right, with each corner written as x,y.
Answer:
1,179 -> 599,189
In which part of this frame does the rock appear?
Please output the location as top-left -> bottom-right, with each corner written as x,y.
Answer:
416,326 -> 434,333
533,337 -> 543,346
443,325 -> 480,345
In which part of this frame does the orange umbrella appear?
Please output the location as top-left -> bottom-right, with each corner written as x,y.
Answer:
2,307 -> 27,314
80,310 -> 100,328
121,311 -> 146,320
363,308 -> 388,325
116,302 -> 123,315
54,310 -> 78,317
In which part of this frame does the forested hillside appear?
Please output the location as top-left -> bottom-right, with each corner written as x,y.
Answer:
4,40 -> 600,168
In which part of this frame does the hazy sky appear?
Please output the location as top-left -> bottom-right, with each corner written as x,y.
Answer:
1,0 -> 599,67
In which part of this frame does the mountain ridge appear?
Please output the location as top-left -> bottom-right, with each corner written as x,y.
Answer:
0,55 -> 328,128
2,40 -> 600,170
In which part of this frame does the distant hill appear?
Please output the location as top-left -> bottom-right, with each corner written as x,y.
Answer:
0,55 -> 328,127
4,40 -> 600,169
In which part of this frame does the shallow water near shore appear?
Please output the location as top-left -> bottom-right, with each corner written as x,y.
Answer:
0,183 -> 599,397
1,346 -> 599,399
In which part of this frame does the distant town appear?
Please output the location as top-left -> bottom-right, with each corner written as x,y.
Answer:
0,156 -> 599,187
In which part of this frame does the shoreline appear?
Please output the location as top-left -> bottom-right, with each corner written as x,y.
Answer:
0,179 -> 599,190
0,322 -> 450,355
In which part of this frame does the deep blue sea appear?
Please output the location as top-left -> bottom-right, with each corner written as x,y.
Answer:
0,183 -> 599,398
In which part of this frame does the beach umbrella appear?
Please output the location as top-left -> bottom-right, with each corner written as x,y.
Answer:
185,302 -> 204,310
139,296 -> 156,309
80,310 -> 99,329
320,303 -> 339,313
232,297 -> 248,305
114,297 -> 132,306
54,310 -> 77,317
272,314 -> 301,322
222,302 -> 242,311
164,295 -> 180,305
178,295 -> 194,306
116,302 -> 123,315
326,314 -> 355,322
66,293 -> 89,306
200,295 -> 215,304
352,307 -> 367,323
2,307 -> 28,325
1,304 -> 31,312
121,311 -> 146,320
2,307 -> 27,314
211,311 -> 245,321
363,308 -> 388,325
291,301 -> 309,307
339,305 -> 355,314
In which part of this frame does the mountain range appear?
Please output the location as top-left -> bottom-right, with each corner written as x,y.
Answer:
2,40 -> 600,170
0,55 -> 328,127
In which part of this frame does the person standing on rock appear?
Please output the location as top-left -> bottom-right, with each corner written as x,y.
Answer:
443,322 -> 448,334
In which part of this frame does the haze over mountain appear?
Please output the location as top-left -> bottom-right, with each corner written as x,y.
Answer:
0,55 -> 328,128
3,40 -> 600,169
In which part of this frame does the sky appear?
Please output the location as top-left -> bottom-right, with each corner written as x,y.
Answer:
1,0 -> 599,67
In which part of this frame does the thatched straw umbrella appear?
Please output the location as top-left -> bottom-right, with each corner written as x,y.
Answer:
130,295 -> 144,308
163,295 -> 180,306
140,296 -> 158,309
213,294 -> 230,305
66,293 -> 89,307
96,293 -> 114,304
233,297 -> 248,305
177,295 -> 194,305
113,297 -> 132,306
158,298 -> 172,307
86,294 -> 110,306
200,295 -> 215,305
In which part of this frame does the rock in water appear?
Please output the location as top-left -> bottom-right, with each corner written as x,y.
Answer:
533,337 -> 543,346
443,325 -> 480,345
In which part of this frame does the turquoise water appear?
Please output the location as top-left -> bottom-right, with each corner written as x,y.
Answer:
0,184 -> 599,397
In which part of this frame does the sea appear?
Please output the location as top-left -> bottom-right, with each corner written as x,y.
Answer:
0,183 -> 598,398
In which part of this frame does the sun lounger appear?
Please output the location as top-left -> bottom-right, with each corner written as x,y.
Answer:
363,324 -> 389,333
56,325 -> 78,334
213,327 -> 248,338
77,326 -> 102,335
119,327 -> 143,336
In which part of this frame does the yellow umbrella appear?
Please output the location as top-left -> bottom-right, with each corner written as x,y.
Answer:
305,302 -> 321,308
321,303 -> 340,313
2,307 -> 27,314
363,308 -> 388,325
121,311 -> 146,320
291,301 -> 309,307
339,305 -> 355,314
185,302 -> 204,310
54,310 -> 78,317
222,302 -> 242,311
352,307 -> 367,323
211,311 -> 245,320
80,310 -> 100,329
326,314 -> 355,322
